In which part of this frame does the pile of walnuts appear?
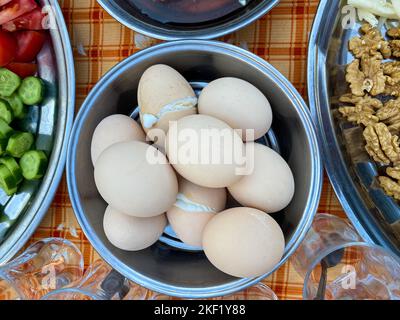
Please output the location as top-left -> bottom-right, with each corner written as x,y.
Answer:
339,23 -> 400,199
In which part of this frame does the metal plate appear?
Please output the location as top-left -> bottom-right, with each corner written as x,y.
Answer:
308,0 -> 400,257
0,0 -> 75,263
97,0 -> 280,40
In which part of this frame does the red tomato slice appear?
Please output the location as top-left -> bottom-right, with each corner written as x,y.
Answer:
6,62 -> 37,77
14,30 -> 47,63
0,30 -> 17,66
0,0 -> 13,6
0,0 -> 37,25
2,8 -> 47,32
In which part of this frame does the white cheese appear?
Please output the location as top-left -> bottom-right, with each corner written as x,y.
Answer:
174,193 -> 216,213
142,96 -> 197,129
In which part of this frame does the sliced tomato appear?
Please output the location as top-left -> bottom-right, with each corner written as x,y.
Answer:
6,62 -> 37,77
0,30 -> 17,66
0,0 -> 13,6
0,0 -> 37,25
14,30 -> 46,62
2,8 -> 47,32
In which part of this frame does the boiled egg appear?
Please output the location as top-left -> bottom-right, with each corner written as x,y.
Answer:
91,114 -> 146,165
167,177 -> 226,247
202,207 -> 285,278
103,205 -> 167,251
198,77 -> 272,141
138,64 -> 197,147
94,141 -> 178,217
166,114 -> 245,188
228,143 -> 295,213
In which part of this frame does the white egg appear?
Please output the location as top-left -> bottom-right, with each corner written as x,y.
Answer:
103,205 -> 167,251
198,78 -> 272,141
167,177 -> 226,247
202,207 -> 285,278
166,114 -> 245,188
138,64 -> 197,147
91,114 -> 146,165
94,141 -> 178,217
228,143 -> 295,213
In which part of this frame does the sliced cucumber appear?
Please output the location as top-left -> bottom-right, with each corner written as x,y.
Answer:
0,99 -> 13,124
0,118 -> 14,139
1,93 -> 26,119
0,164 -> 17,196
0,138 -> 7,156
6,132 -> 34,158
18,77 -> 44,106
0,157 -> 23,184
20,150 -> 48,180
0,68 -> 21,97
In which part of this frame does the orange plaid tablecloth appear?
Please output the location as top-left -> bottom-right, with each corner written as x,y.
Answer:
26,0 -> 349,300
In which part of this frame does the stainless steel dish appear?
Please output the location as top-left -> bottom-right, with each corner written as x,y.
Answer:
0,0 -> 75,263
67,40 -> 322,298
96,0 -> 279,40
308,0 -> 400,256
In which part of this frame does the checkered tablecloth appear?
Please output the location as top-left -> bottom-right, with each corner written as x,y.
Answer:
26,0 -> 349,300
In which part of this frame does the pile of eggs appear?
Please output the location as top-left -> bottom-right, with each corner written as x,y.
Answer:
91,64 -> 295,278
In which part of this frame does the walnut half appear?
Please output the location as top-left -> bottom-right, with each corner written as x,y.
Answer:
349,24 -> 391,59
383,61 -> 400,97
388,27 -> 400,38
379,176 -> 400,200
390,40 -> 400,58
346,57 -> 385,97
338,94 -> 381,126
363,123 -> 400,165
387,166 -> 400,180
376,98 -> 400,133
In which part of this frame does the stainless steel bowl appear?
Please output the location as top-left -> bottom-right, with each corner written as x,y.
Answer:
97,0 -> 279,40
0,0 -> 75,263
308,0 -> 400,257
67,40 -> 322,298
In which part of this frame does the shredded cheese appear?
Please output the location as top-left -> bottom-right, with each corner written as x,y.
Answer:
348,0 -> 400,26
392,0 -> 400,18
357,8 -> 379,26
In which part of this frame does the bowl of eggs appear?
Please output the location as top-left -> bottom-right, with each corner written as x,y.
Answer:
67,40 -> 322,298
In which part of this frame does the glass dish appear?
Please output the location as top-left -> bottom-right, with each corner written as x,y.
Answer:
0,238 -> 83,300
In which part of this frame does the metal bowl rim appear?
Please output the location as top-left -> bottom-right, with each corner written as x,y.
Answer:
307,0 -> 400,255
67,40 -> 322,298
96,0 -> 280,41
307,0 -> 371,241
0,0 -> 75,264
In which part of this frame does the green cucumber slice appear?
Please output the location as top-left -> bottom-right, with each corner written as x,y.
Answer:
1,93 -> 26,119
0,68 -> 21,97
0,164 -> 17,196
0,138 -> 7,156
18,76 -> 44,106
0,99 -> 13,124
0,119 -> 14,140
0,157 -> 23,184
20,150 -> 48,180
6,132 -> 34,158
